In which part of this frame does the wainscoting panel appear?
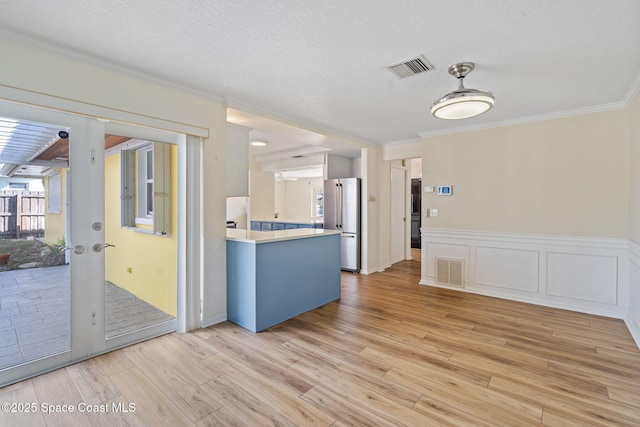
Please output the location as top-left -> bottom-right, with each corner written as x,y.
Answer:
475,246 -> 539,293
546,252 -> 617,304
421,228 -> 629,318
627,241 -> 640,348
423,242 -> 471,286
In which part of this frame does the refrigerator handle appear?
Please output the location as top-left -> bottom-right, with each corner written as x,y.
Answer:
338,183 -> 343,229
335,183 -> 340,229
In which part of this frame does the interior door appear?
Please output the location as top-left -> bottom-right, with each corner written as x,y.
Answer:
0,101 -> 97,386
390,165 -> 406,264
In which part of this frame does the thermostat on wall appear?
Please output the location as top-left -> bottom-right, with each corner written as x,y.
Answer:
437,185 -> 452,196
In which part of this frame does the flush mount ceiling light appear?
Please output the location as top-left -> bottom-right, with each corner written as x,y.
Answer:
249,139 -> 268,147
431,62 -> 494,120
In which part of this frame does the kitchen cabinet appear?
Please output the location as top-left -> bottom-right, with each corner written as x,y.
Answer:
250,219 -> 322,231
226,228 -> 341,332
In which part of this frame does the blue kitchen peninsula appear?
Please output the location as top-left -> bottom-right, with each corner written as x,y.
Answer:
226,228 -> 341,332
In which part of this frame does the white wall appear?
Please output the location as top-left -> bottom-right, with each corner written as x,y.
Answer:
226,197 -> 248,229
274,180 -> 287,218
0,177 -> 44,191
627,92 -> 640,346
326,154 -> 354,179
382,141 -> 421,161
410,158 -> 422,179
249,162 -> 275,219
0,36 -> 229,328
276,178 -> 323,219
226,123 -> 250,197
421,111 -> 628,237
360,147 -> 381,274
419,107 -> 634,325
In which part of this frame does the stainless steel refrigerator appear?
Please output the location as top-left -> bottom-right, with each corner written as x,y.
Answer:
324,178 -> 361,272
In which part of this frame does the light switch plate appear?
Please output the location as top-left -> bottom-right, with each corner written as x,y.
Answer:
425,186 -> 434,193
429,208 -> 439,217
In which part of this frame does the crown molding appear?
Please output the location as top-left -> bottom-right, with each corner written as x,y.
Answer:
623,69 -> 640,107
416,101 -> 628,139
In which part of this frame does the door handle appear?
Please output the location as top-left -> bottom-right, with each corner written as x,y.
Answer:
62,245 -> 85,255
92,243 -> 116,253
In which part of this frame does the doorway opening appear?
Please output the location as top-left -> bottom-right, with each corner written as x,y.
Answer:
409,158 -> 422,262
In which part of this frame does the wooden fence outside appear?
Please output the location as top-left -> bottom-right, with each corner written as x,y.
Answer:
0,191 -> 45,239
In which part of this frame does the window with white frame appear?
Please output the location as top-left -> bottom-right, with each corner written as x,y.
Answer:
121,141 -> 171,235
137,145 -> 154,222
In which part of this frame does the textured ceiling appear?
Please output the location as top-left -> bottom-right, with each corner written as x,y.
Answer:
1,0 -> 640,148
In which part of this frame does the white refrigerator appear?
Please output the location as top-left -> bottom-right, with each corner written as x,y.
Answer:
324,178 -> 361,272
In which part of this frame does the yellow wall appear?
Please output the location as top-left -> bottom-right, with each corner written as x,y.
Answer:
43,169 -> 67,246
421,109 -> 629,238
104,145 -> 178,316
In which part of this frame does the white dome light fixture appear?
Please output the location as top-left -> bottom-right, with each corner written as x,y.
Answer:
431,62 -> 494,120
249,139 -> 268,147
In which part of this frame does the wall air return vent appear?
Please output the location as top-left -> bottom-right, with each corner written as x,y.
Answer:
435,257 -> 464,288
386,56 -> 433,79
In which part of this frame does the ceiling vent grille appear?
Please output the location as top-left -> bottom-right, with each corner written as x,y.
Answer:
387,56 -> 433,79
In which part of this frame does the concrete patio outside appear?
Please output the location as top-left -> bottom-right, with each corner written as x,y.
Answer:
0,265 -> 174,370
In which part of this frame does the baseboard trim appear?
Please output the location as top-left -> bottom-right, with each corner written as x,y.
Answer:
201,314 -> 227,328
419,279 -> 625,319
625,316 -> 640,349
360,267 -> 385,275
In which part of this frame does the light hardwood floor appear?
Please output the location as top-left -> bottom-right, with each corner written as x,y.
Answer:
1,255 -> 639,426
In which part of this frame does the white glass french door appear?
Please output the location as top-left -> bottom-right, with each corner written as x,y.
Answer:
0,101 -> 100,386
0,102 -> 178,386
101,122 -> 178,351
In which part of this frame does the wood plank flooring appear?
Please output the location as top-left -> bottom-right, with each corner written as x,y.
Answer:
1,255 -> 639,426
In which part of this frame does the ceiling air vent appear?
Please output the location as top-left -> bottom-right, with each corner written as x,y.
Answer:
386,56 -> 433,79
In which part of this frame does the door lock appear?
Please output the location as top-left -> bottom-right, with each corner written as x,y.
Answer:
92,222 -> 102,231
92,243 -> 116,252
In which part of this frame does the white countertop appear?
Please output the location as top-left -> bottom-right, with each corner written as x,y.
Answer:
226,228 -> 340,244
251,217 -> 324,224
